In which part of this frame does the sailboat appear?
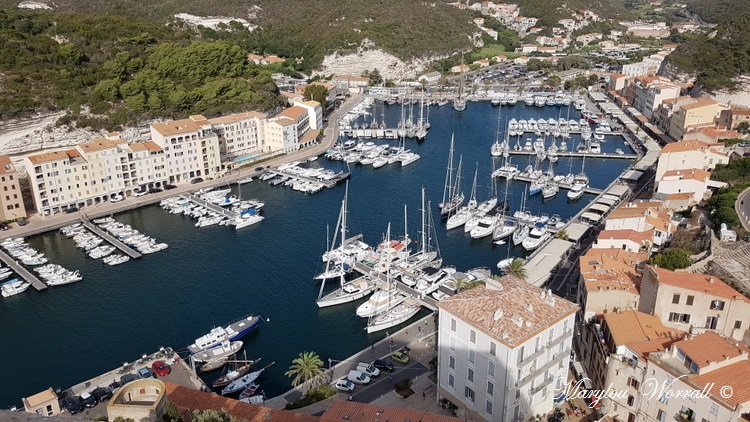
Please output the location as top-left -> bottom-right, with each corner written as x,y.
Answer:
397,188 -> 441,271
453,54 -> 467,112
492,178 -> 517,241
512,190 -> 530,246
439,134 -> 464,217
490,105 -> 504,157
541,159 -> 559,199
212,355 -> 260,389
445,165 -> 478,230
221,362 -> 275,395
317,185 -> 377,308
415,91 -> 428,140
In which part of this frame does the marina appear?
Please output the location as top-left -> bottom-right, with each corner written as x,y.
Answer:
0,98 -> 637,407
0,248 -> 46,291
80,219 -> 142,259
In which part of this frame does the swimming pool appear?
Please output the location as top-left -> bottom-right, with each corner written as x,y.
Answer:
233,154 -> 260,163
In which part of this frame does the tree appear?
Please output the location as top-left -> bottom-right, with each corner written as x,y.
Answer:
505,259 -> 527,280
304,84 -> 328,110
369,68 -> 383,86
456,277 -> 486,292
553,229 -> 569,240
545,75 -> 561,88
737,121 -> 750,134
191,410 -> 242,422
649,248 -> 692,270
285,351 -> 325,389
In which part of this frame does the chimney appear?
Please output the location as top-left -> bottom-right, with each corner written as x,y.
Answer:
708,277 -> 714,283
494,308 -> 504,321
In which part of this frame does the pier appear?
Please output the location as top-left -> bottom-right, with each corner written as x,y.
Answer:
185,194 -> 240,219
510,174 -> 604,195
81,219 -> 142,259
504,149 -> 638,160
0,249 -> 47,291
351,260 -> 440,312
268,169 -> 350,189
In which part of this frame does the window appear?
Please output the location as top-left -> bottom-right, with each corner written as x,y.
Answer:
449,374 -> 455,387
672,294 -> 680,304
668,313 -> 690,323
709,403 -> 719,415
468,368 -> 474,382
628,414 -> 635,422
735,320 -> 743,330
449,356 -> 455,369
450,318 -> 456,331
487,381 -> 494,396
705,316 -> 718,330
469,349 -> 475,364
489,342 -> 496,356
686,295 -> 694,305
465,387 -> 475,402
517,346 -> 525,364
485,400 -> 493,415
627,377 -> 640,389
450,337 -> 456,351
657,409 -> 666,422
488,361 -> 495,376
710,300 -> 725,310
627,395 -> 634,406
470,329 -> 476,343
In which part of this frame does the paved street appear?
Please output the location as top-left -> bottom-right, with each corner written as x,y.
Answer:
736,187 -> 750,231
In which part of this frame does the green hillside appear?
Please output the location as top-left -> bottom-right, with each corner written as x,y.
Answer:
686,0 -> 750,24
514,0 -> 634,28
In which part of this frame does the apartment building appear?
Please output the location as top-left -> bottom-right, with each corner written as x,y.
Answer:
264,118 -> 298,154
656,168 -> 715,204
210,111 -> 266,161
579,310 -> 682,391
632,76 -> 680,119
149,115 -> 222,182
437,276 -> 578,421
667,97 -> 723,140
655,139 -> 728,182
640,332 -> 750,422
0,155 -> 27,220
638,266 -> 750,340
577,248 -> 647,322
595,229 -> 653,253
293,100 -> 323,130
25,149 -> 90,215
718,108 -> 750,130
604,202 -> 676,247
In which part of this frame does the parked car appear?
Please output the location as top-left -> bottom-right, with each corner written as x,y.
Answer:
190,177 -> 204,184
347,370 -> 370,385
372,359 -> 395,372
148,187 -> 163,194
108,381 -> 123,393
137,367 -> 153,379
133,189 -> 148,197
120,374 -> 137,384
17,217 -> 28,225
64,207 -> 79,214
91,387 -> 112,402
110,194 -> 124,203
0,223 -> 8,231
61,396 -> 83,415
151,360 -> 171,377
335,379 -> 354,392
164,184 -> 177,190
255,167 -> 264,171
80,391 -> 97,408
357,362 -> 380,377
390,351 -> 410,364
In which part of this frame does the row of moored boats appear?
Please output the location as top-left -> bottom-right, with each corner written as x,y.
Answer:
160,189 -> 265,229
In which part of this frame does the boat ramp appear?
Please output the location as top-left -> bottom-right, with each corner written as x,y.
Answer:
81,219 -> 142,259
0,249 -> 47,291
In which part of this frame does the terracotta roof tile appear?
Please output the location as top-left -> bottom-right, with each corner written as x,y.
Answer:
23,388 -> 57,408
602,310 -> 682,346
78,138 -> 117,153
674,332 -> 750,368
691,359 -> 750,406
680,97 -> 717,110
580,248 -> 647,294
277,106 -> 308,120
209,111 -> 266,125
151,118 -> 204,136
661,168 -> 711,181
438,276 -> 578,348
732,108 -> 750,116
27,149 -> 83,164
271,117 -> 296,127
648,266 -> 750,302
0,156 -> 15,175
597,228 -> 653,245
143,142 -> 163,153
321,401 -> 462,422
299,129 -> 320,143
660,139 -> 713,154
626,336 -> 682,359
164,382 -> 319,422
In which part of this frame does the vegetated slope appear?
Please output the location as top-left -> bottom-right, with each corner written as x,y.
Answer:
686,0 -> 750,24
514,0 -> 634,28
0,10 -> 281,128
665,13 -> 750,91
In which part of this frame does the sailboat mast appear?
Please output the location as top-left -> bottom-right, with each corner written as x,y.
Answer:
471,165 -> 478,204
421,187 -> 427,254
419,90 -> 425,128
404,204 -> 408,242
442,134 -> 455,205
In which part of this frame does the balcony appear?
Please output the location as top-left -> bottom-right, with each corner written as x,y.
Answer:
519,346 -> 547,367
518,330 -> 572,367
530,376 -> 554,395
517,348 -> 570,387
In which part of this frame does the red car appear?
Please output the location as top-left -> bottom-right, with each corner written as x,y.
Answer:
151,361 -> 171,377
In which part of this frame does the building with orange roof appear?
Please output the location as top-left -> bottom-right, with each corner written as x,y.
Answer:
641,332 -> 750,422
718,107 -> 750,130
579,310 -> 683,393
246,53 -> 263,64
24,148 -> 89,215
320,401 -> 462,422
639,266 -> 750,340
294,82 -> 337,109
449,64 -> 470,74
595,228 -> 653,253
0,155 -> 26,221
631,75 -> 680,119
261,55 -> 285,64
279,90 -> 304,105
209,111 -> 267,161
656,168 -> 718,203
331,75 -> 370,93
682,126 -> 741,144
577,248 -> 648,322
437,276 -> 578,421
150,115 -> 222,183
656,138 -> 729,185
604,202 -> 676,246
667,97 -> 724,140
608,73 -> 629,92
292,100 -> 323,131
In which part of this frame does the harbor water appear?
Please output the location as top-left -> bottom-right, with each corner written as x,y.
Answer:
0,101 -> 633,407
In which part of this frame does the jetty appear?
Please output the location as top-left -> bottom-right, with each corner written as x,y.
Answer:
268,169 -> 350,189
81,219 -> 142,259
185,193 -> 240,219
510,174 -> 604,195
351,259 -> 439,312
504,150 -> 638,160
0,249 -> 47,291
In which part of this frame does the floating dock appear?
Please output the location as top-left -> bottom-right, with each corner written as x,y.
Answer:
510,174 -> 604,195
504,149 -> 638,160
269,169 -> 350,189
0,249 -> 47,291
185,194 -> 239,219
81,220 -> 142,259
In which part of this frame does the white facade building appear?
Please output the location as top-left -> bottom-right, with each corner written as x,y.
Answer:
437,276 -> 578,421
149,115 -> 222,182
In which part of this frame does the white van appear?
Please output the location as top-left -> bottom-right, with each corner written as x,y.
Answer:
357,362 -> 380,377
347,370 -> 371,385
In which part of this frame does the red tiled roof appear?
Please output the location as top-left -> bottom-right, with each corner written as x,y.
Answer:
321,401 -> 462,422
164,382 -> 319,422
674,332 -> 750,368
648,266 -> 750,302
691,360 -> 750,406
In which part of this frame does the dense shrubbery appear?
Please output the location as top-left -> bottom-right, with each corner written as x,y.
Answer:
710,158 -> 750,183
686,0 -> 750,24
707,183 -> 750,230
0,10 -> 281,127
649,248 -> 692,270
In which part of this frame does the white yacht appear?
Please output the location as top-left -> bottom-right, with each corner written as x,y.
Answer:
1,279 -> 30,297
567,184 -> 584,200
366,299 -> 421,333
542,181 -> 559,199
316,276 -> 377,308
356,289 -> 406,318
470,215 -> 496,239
522,222 -> 551,251
492,217 -> 517,241
232,214 -> 265,229
512,224 -> 530,246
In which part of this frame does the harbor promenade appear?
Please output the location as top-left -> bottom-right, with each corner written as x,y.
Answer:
0,93 -> 365,241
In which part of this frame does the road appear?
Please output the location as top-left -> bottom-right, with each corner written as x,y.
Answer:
736,187 -> 750,231
352,361 -> 428,403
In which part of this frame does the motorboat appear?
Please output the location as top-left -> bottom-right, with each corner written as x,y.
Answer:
237,176 -> 254,185
542,181 -> 559,199
470,215 -> 496,239
104,254 -> 130,266
492,217 -> 517,241
193,341 -> 244,363
512,224 -> 529,246
522,222 -> 551,251
188,315 -> 260,354
431,291 -> 449,301
567,184 -> 584,200
1,279 -> 30,297
232,214 -> 265,229
356,289 -> 406,318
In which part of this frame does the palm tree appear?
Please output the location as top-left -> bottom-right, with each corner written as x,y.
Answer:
285,351 -> 325,389
553,229 -> 569,240
505,258 -> 527,281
